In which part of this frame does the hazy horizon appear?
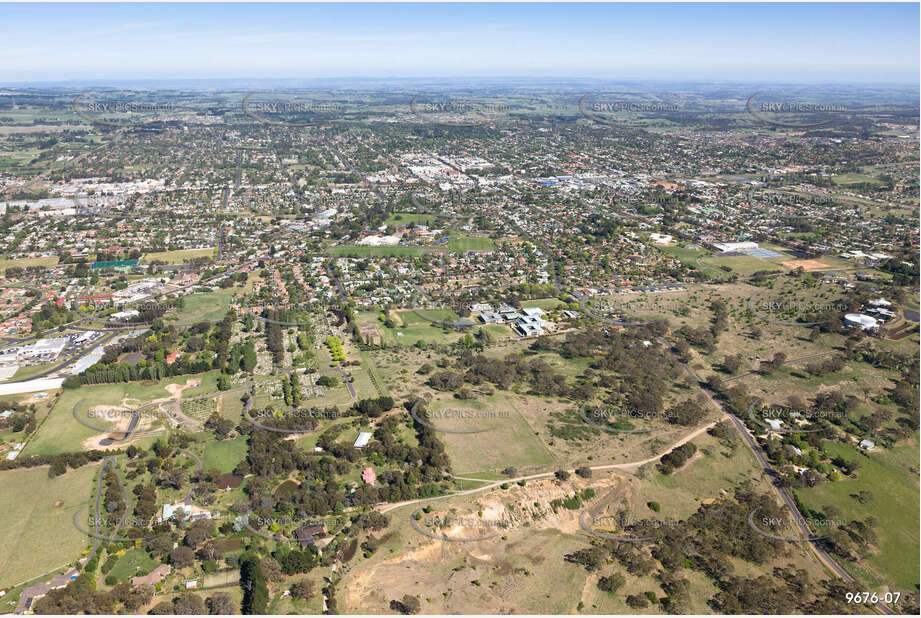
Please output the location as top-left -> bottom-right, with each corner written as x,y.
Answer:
1,3 -> 918,85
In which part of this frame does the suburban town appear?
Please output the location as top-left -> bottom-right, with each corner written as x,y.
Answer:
0,2 -> 917,617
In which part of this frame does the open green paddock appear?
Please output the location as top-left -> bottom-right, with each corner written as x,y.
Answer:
107,547 -> 160,585
794,441 -> 919,592
520,298 -> 566,312
200,436 -> 249,474
0,255 -> 59,271
384,212 -> 442,227
0,464 -> 99,588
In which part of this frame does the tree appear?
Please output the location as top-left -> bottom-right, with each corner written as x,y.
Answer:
207,591 -> 238,615
204,412 -> 234,440
172,591 -> 206,615
260,556 -> 283,582
184,519 -> 216,547
598,573 -> 626,593
627,594 -> 650,609
290,579 -> 315,600
170,545 -> 196,568
390,595 -> 421,614
240,555 -> 268,614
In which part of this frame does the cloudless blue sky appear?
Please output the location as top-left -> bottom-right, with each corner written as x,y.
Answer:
1,3 -> 917,83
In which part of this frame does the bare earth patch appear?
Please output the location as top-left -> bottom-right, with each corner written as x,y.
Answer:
779,258 -> 831,271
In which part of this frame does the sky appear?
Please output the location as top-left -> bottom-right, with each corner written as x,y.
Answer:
1,3 -> 918,84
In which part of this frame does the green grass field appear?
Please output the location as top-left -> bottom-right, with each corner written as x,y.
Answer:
363,308 -> 470,347
0,255 -> 59,271
794,441 -> 919,592
201,436 -> 248,474
141,248 -> 215,264
0,464 -> 99,588
327,245 -> 423,258
448,235 -> 496,252
384,212 -> 441,227
520,298 -> 565,311
658,244 -> 710,266
168,289 -> 236,323
831,173 -> 884,187
108,548 -> 159,584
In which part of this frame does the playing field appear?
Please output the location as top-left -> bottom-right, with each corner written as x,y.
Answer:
832,173 -> 884,187
384,212 -> 441,227
0,464 -> 99,588
778,258 -> 832,271
327,245 -> 423,258
448,234 -> 496,252
0,255 -> 59,271
168,288 -> 236,323
141,248 -> 215,264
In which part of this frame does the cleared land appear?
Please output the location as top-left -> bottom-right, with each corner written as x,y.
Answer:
327,246 -> 423,258
201,436 -> 248,474
168,289 -> 236,323
24,372 -> 220,456
0,255 -> 59,271
141,248 -> 215,264
0,464 -> 99,588
795,441 -> 919,592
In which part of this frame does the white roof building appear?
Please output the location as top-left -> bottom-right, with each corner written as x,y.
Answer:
111,309 -> 140,322
713,241 -> 759,253
354,432 -> 373,448
765,419 -> 784,431
521,307 -> 546,318
844,313 -> 878,331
